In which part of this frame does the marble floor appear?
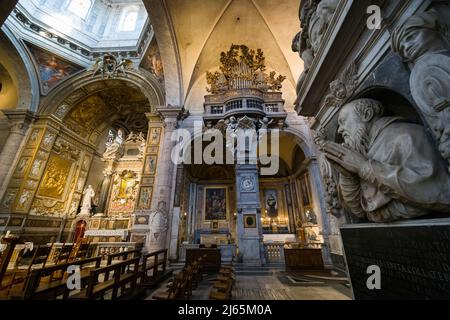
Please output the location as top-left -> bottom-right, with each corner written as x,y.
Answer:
147,268 -> 352,300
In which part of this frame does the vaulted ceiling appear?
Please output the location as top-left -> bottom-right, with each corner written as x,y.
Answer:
144,0 -> 303,112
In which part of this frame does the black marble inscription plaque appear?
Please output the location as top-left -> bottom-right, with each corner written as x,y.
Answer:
341,221 -> 450,300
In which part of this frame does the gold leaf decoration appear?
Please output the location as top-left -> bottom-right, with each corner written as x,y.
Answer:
206,44 -> 286,94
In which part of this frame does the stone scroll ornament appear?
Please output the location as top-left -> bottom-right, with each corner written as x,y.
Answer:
314,129 -> 343,218
315,98 -> 450,223
392,9 -> 450,173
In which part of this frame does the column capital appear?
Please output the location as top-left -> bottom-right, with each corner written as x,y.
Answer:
3,110 -> 35,135
156,106 -> 187,130
156,105 -> 184,118
145,112 -> 163,124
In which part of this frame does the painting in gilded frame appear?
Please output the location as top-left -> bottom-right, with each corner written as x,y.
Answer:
204,187 -> 227,221
138,187 -> 153,210
37,154 -> 73,200
299,173 -> 312,207
144,155 -> 158,175
149,128 -> 162,146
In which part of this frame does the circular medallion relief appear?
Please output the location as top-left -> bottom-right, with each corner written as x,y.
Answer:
241,177 -> 254,191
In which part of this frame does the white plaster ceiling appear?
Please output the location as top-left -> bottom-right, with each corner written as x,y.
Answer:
146,0 -> 303,111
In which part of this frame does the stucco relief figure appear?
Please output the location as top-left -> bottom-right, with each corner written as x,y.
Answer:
392,10 -> 450,171
80,185 -> 95,216
318,98 -> 450,223
103,129 -> 125,160
149,201 -> 169,250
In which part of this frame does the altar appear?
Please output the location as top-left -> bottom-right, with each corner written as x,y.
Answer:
179,243 -> 237,263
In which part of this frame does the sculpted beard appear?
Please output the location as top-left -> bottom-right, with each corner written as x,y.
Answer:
342,124 -> 369,156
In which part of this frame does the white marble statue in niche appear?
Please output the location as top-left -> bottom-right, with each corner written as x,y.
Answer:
80,185 -> 95,216
392,9 -> 450,171
317,98 -> 450,223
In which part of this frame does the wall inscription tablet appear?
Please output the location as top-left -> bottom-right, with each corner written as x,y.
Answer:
341,219 -> 450,300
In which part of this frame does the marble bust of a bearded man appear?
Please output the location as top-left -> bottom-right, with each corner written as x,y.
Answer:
320,98 -> 450,223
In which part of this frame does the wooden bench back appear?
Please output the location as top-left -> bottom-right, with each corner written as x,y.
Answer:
56,244 -> 74,264
106,249 -> 141,266
22,256 -> 102,300
0,237 -> 19,287
86,257 -> 140,300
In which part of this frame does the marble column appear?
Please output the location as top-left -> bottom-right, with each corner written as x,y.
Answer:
147,106 -> 183,253
168,165 -> 184,260
0,111 -> 33,201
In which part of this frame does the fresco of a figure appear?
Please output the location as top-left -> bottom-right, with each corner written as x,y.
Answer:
27,43 -> 83,93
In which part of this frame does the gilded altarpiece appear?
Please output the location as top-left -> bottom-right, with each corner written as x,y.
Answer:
1,122 -> 57,214
108,169 -> 141,215
0,119 -> 94,218
30,135 -> 93,218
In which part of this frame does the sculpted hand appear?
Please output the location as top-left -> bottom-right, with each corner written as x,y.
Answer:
323,141 -> 369,176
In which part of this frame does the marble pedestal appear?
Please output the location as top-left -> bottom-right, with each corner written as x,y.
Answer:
341,218 -> 450,300
235,164 -> 265,267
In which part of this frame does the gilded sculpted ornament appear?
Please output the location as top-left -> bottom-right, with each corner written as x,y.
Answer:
206,45 -> 286,94
38,154 -> 73,199
92,53 -> 134,79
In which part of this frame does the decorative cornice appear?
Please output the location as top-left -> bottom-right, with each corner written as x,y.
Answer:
9,6 -> 153,62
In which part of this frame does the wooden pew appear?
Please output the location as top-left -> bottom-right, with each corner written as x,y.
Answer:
209,259 -> 236,300
18,256 -> 102,300
55,244 -> 74,265
152,271 -> 185,300
4,244 -> 54,292
139,249 -> 172,288
0,237 -> 20,293
106,249 -> 141,266
153,255 -> 205,300
69,257 -> 140,300
209,278 -> 233,300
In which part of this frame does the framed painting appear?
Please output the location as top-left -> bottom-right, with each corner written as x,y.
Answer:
299,173 -> 312,207
149,128 -> 162,146
204,187 -> 227,221
264,189 -> 279,218
244,214 -> 257,228
144,155 -> 158,175
37,154 -> 73,200
138,187 -> 153,210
